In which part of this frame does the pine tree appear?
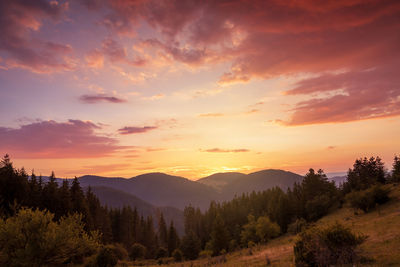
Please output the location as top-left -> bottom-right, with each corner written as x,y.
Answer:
209,213 -> 229,255
158,213 -> 168,248
167,221 -> 180,256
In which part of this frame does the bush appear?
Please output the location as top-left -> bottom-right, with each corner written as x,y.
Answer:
172,248 -> 183,262
0,208 -> 99,266
346,185 -> 390,213
130,243 -> 146,260
106,243 -> 128,260
288,218 -> 307,234
95,247 -> 118,267
156,247 -> 168,259
294,222 -> 367,266
255,216 -> 280,242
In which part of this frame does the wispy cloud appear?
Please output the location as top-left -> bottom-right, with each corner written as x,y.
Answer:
198,113 -> 224,117
201,148 -> 250,153
118,126 -> 158,135
79,94 -> 127,104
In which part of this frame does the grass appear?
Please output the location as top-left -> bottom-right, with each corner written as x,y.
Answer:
121,184 -> 400,266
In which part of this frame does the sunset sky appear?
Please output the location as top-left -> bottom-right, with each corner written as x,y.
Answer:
1,0 -> 399,179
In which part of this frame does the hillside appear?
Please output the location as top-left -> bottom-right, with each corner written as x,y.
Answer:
79,173 -> 220,210
77,169 -> 303,211
218,169 -> 303,200
90,186 -> 184,234
197,172 -> 247,191
147,183 -> 400,266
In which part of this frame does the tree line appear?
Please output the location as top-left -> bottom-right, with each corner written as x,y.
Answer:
0,154 -> 399,265
0,154 -> 180,264
179,155 -> 400,259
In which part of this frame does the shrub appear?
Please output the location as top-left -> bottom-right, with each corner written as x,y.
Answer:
156,247 -> 168,259
172,248 -> 183,262
294,222 -> 367,266
130,243 -> 146,260
0,208 -> 99,266
95,247 -> 118,267
255,216 -> 280,242
346,185 -> 390,213
106,243 -> 128,260
288,218 -> 307,234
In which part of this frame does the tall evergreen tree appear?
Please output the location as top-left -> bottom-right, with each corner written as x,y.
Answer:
167,221 -> 180,256
158,213 -> 168,248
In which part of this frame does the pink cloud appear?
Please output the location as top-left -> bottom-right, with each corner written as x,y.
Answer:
201,148 -> 250,153
118,126 -> 158,134
79,94 -> 127,104
0,1 -> 75,73
0,120 -> 124,158
101,38 -> 146,66
281,64 -> 400,125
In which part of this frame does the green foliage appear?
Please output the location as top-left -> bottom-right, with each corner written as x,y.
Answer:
130,243 -> 146,260
0,208 -> 99,267
294,222 -> 367,267
241,214 -> 259,245
181,230 -> 201,260
172,248 -> 183,262
255,216 -> 280,242
299,169 -> 338,221
105,243 -> 128,261
391,155 -> 400,182
95,247 -> 118,267
344,156 -> 386,193
167,221 -> 180,256
346,185 -> 390,213
241,215 -> 280,246
209,214 -> 229,255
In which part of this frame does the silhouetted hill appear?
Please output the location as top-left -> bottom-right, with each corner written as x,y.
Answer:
216,169 -> 303,200
42,169 -> 305,212
79,173 -> 219,210
197,172 -> 247,191
90,186 -> 184,234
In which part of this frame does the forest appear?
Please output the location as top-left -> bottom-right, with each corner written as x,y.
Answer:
0,154 -> 399,266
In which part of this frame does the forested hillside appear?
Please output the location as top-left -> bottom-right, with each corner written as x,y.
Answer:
0,154 -> 399,266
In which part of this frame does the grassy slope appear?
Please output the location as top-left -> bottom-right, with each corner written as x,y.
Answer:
123,184 -> 400,267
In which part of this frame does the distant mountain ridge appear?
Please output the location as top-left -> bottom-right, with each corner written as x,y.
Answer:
75,169 -> 304,210
198,169 -> 304,200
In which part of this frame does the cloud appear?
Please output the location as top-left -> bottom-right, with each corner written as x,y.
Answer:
79,94 -> 127,104
0,120 -> 124,158
201,148 -> 250,153
141,93 -> 165,100
100,0 -> 400,125
280,64 -> 400,125
118,126 -> 158,135
0,1 -> 75,73
245,109 -> 259,114
101,38 -> 146,66
85,49 -> 104,68
198,113 -> 224,117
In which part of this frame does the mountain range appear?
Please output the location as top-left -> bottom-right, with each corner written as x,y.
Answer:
48,169 -> 336,234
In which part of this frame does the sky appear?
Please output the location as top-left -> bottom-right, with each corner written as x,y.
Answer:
0,0 -> 399,179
